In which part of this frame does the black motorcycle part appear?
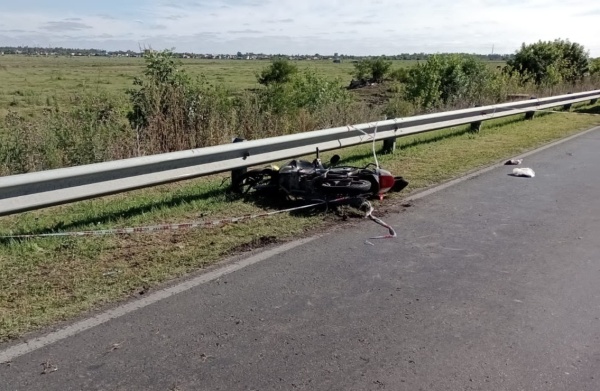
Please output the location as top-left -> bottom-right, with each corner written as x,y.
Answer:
391,177 -> 409,192
319,179 -> 372,195
234,169 -> 278,195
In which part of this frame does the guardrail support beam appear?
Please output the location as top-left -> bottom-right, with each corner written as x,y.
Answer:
230,137 -> 247,191
471,105 -> 482,132
563,92 -> 573,111
525,96 -> 537,120
382,138 -> 396,154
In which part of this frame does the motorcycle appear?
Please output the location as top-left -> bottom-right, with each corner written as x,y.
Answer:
233,151 -> 408,201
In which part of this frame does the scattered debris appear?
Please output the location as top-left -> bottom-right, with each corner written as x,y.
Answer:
511,168 -> 535,178
505,159 -> 523,165
41,361 -> 58,375
199,353 -> 215,363
108,342 -> 123,352
361,200 -> 397,239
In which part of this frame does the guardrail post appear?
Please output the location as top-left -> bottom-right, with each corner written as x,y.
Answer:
470,105 -> 482,133
525,96 -> 537,120
230,137 -> 246,191
591,98 -> 598,105
382,138 -> 396,154
563,92 -> 572,111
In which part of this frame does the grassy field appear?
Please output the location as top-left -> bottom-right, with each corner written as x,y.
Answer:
0,55 -> 505,117
0,102 -> 598,342
0,56 -> 351,116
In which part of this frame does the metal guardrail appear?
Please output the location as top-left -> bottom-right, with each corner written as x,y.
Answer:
1,90 -> 599,216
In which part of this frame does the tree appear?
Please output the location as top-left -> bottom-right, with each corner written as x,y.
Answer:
257,58 -> 298,85
352,57 -> 392,83
506,39 -> 589,85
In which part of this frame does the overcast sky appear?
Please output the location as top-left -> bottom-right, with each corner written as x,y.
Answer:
0,0 -> 598,56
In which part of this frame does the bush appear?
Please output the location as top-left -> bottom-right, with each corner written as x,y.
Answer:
260,69 -> 350,114
352,57 -> 392,83
127,49 -> 235,152
257,58 -> 298,86
389,67 -> 409,83
383,96 -> 415,119
403,54 -> 496,109
370,58 -> 393,83
506,39 -> 589,86
590,58 -> 600,76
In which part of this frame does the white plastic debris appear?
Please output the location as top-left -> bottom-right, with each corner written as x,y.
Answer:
512,168 -> 535,178
505,159 -> 523,165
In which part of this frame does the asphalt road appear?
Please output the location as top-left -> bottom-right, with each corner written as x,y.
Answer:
2,128 -> 600,391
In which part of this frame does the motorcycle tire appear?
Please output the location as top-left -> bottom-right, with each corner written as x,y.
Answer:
234,169 -> 278,195
319,179 -> 372,195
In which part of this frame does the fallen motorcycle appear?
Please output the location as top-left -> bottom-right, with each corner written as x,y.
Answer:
233,152 -> 408,201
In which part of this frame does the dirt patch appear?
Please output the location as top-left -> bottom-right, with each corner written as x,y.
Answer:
228,235 -> 280,253
349,83 -> 391,106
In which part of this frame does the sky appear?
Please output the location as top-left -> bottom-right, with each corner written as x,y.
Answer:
0,0 -> 599,56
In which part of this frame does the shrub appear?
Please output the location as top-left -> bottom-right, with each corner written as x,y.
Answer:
260,69 -> 350,114
403,54 -> 495,109
506,39 -> 589,86
257,58 -> 298,86
590,58 -> 600,76
383,96 -> 415,119
127,49 -> 235,152
352,57 -> 392,83
370,57 -> 393,83
389,67 -> 409,83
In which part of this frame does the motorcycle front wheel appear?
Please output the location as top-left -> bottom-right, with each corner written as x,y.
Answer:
234,169 -> 278,195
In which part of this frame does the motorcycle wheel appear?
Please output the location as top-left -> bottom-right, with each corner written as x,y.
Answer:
235,169 -> 278,195
319,179 -> 372,195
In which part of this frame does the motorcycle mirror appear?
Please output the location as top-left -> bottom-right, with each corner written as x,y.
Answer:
329,155 -> 341,166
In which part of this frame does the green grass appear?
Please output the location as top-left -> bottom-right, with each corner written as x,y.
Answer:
0,56 -> 502,118
0,103 -> 598,342
0,56 -> 353,116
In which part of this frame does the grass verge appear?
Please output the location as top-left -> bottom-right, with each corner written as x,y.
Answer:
1,103 -> 599,342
